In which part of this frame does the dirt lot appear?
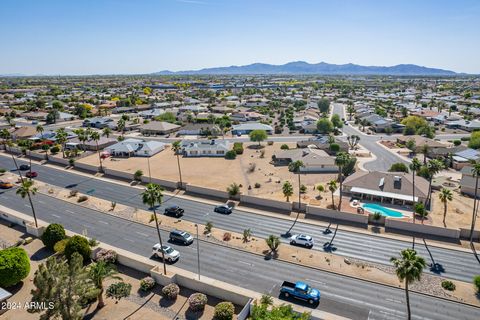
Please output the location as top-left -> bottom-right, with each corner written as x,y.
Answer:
77,142 -> 338,203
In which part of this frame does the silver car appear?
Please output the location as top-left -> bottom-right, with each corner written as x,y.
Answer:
152,244 -> 180,262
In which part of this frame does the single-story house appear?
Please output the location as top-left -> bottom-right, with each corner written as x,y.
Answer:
231,123 -> 273,135
396,135 -> 447,152
271,147 -> 338,172
139,109 -> 166,119
452,148 -> 480,170
343,171 -> 429,206
181,140 -> 232,157
296,136 -> 349,154
460,166 -> 480,196
22,111 -> 49,120
177,123 -> 220,136
11,126 -> 37,141
106,138 -> 165,157
83,117 -> 115,129
66,137 -> 117,151
139,121 -> 181,136
446,119 -> 480,132
178,105 -> 207,113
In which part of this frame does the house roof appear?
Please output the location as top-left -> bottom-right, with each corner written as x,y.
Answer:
273,148 -> 335,166
232,122 -> 273,131
13,126 -> 37,138
139,121 -> 180,132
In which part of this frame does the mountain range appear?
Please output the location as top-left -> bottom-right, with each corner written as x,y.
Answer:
153,61 -> 458,76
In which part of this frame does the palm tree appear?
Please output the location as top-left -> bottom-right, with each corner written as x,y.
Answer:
265,235 -> 280,254
74,128 -> 88,151
282,181 -> 293,202
425,159 -> 444,208
438,188 -> 453,226
88,261 -> 121,309
117,119 -> 126,137
141,183 -> 167,274
420,144 -> 429,164
346,135 -> 360,150
171,141 -> 183,187
391,249 -> 426,320
470,163 -> 480,244
0,128 -> 11,147
335,152 -> 351,211
36,124 -> 44,139
102,127 -> 112,138
346,103 -> 355,121
15,175 -> 38,228
90,131 -> 103,172
286,161 -> 304,235
327,180 -> 338,209
409,157 -> 422,249
55,128 -> 68,158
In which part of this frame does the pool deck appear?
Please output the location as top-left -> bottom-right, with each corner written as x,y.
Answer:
349,200 -> 412,222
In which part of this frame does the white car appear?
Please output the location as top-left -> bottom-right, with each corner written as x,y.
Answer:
290,234 -> 314,248
152,244 -> 180,262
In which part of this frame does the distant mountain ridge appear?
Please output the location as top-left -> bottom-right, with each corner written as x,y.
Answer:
153,61 -> 458,76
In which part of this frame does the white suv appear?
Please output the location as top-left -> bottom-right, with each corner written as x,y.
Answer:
152,244 -> 180,262
290,234 -> 314,248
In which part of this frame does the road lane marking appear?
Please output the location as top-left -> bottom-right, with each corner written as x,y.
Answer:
237,260 -> 253,266
135,231 -> 149,237
66,210 -> 74,214
24,204 -> 31,208
306,278 -> 327,286
98,220 -> 109,225
125,238 -> 135,242
38,200 -> 45,204
51,214 -> 60,218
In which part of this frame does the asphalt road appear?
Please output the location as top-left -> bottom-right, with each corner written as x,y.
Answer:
1,184 -> 479,320
1,155 -> 479,285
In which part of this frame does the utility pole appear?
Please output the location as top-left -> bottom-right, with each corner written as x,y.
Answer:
195,224 -> 200,280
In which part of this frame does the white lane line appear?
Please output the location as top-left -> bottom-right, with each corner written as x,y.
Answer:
98,220 -> 109,225
306,278 -> 327,286
237,260 -> 253,266
51,214 -> 60,218
125,238 -> 135,243
24,204 -> 31,208
66,210 -> 74,214
136,231 -> 149,237
38,200 -> 45,204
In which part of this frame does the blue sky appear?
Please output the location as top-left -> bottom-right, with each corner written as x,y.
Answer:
1,0 -> 479,75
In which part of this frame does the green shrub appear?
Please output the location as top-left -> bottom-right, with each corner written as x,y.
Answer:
254,182 -> 261,188
95,249 -> 117,263
77,195 -> 88,202
64,235 -> 91,262
453,140 -> 461,146
441,280 -> 456,291
389,163 -> 409,173
106,282 -> 132,302
474,275 -> 480,292
214,301 -> 235,320
280,144 -> 289,150
162,283 -> 180,300
54,238 -> 69,254
188,292 -> 208,311
0,168 -> 6,174
140,276 -> 156,292
41,223 -> 66,250
267,141 -> 274,146
299,184 -> 307,194
225,150 -> 236,159
50,145 -> 60,153
372,212 -> 382,221
329,143 -> 340,152
0,247 -> 30,287
233,142 -> 244,154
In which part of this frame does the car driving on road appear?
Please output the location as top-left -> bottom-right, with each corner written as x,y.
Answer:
19,164 -> 30,171
25,171 -> 38,178
0,181 -> 14,189
152,244 -> 180,262
164,205 -> 184,218
280,281 -> 320,305
290,234 -> 314,248
214,204 -> 233,214
169,230 -> 194,245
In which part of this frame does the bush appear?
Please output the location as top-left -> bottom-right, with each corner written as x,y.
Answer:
214,301 -> 235,320
441,280 -> 456,291
106,282 -> 132,302
0,168 -> 6,174
474,275 -> 480,292
69,189 -> 78,197
0,247 -> 31,287
162,283 -> 180,300
188,292 -> 208,311
267,141 -> 274,146
64,235 -> 91,262
280,144 -> 289,150
88,238 -> 99,247
372,212 -> 382,221
254,182 -> 261,188
95,249 -> 117,264
223,232 -> 232,241
77,195 -> 88,202
140,276 -> 156,292
389,163 -> 409,173
50,145 -> 60,153
300,184 -> 307,193
225,150 -> 236,159
204,221 -> 213,234
233,142 -> 244,154
54,238 -> 69,254
41,223 -> 66,250
69,158 -> 75,166
329,143 -> 340,152
453,140 -> 461,146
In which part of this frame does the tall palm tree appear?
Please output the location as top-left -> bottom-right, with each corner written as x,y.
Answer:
327,180 -> 338,209
286,161 -> 304,235
282,181 -> 293,202
117,119 -> 126,137
409,157 -> 422,249
438,188 -> 453,226
0,128 -> 11,147
335,152 -> 351,211
420,144 -> 429,164
36,124 -> 44,139
88,261 -> 121,309
74,128 -> 88,151
55,128 -> 68,158
171,140 -> 183,188
470,163 -> 480,244
142,183 -> 167,274
102,127 -> 112,138
15,173 -> 38,228
89,131 -> 103,172
346,103 -> 355,121
391,249 -> 426,320
425,159 -> 444,208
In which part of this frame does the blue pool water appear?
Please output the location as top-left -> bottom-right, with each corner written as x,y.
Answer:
362,203 -> 404,218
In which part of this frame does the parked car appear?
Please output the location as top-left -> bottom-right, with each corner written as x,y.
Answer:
280,281 -> 320,305
0,181 -> 14,189
152,244 -> 180,262
25,171 -> 38,178
164,205 -> 184,218
290,234 -> 314,248
214,204 -> 233,214
19,164 -> 30,171
169,230 -> 194,245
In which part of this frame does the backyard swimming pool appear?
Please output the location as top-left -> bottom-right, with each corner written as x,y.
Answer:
362,203 -> 404,218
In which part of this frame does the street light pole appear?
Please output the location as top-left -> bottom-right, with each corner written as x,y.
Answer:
195,224 -> 200,280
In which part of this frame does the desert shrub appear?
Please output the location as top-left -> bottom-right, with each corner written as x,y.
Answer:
474,275 -> 480,292
260,150 -> 265,158
54,238 -> 69,254
267,141 -> 274,146
79,286 -> 101,307
95,249 -> 117,264
134,170 -> 143,181
248,163 -> 256,173
280,144 -> 289,150
50,145 -> 60,153
299,184 -> 307,193
233,142 -> 244,154
0,168 -> 6,174
140,276 -> 156,292
441,280 -> 456,291
204,221 -> 213,234
88,238 -> 99,247
106,282 -> 132,302
162,283 -> 180,300
372,212 -> 382,221
69,189 -> 78,197
453,140 -> 461,146
225,150 -> 236,159
223,232 -> 232,241
254,182 -> 261,188
188,292 -> 208,311
0,247 -> 30,287
214,301 -> 235,320
41,223 -> 66,250
329,143 -> 340,152
64,235 -> 91,262
69,158 -> 75,166
77,195 -> 88,202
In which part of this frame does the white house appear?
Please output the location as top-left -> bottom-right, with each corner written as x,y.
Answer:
106,138 -> 165,157
181,140 -> 232,157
